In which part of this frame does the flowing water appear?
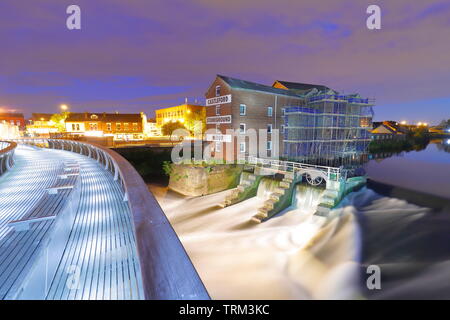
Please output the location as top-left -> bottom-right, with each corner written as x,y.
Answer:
149,140 -> 450,299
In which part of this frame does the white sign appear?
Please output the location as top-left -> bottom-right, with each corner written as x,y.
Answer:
206,134 -> 232,142
206,115 -> 232,124
206,94 -> 232,106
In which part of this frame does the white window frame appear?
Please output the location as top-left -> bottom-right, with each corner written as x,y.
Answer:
267,141 -> 272,151
240,142 -> 246,153
267,124 -> 273,134
215,85 -> 221,97
239,104 -> 246,116
239,123 -> 246,134
215,141 -> 221,152
267,106 -> 273,117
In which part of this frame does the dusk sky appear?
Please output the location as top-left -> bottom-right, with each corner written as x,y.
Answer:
1,0 -> 449,124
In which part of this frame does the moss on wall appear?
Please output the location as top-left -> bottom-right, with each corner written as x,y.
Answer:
169,164 -> 243,196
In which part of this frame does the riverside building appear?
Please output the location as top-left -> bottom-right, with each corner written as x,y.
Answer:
205,75 -> 374,165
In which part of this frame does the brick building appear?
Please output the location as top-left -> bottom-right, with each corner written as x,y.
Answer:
205,75 -> 374,164
65,112 -> 147,141
0,113 -> 26,131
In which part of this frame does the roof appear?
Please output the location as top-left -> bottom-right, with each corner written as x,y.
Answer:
273,80 -> 331,93
31,113 -> 53,121
0,113 -> 25,119
217,75 -> 302,98
65,112 -> 142,122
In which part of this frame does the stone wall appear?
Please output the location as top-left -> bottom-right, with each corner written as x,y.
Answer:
169,164 -> 243,196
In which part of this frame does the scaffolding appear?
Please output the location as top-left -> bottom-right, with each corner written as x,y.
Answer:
282,94 -> 374,168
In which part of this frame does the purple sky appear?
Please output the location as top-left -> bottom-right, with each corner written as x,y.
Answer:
0,0 -> 449,124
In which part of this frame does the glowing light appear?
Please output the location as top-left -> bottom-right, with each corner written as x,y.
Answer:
447,139 -> 450,145
400,121 -> 407,125
60,104 -> 68,111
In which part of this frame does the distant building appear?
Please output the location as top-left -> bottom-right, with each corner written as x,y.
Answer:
155,104 -> 205,132
0,113 -> 25,131
205,75 -> 374,164
145,118 -> 161,137
371,121 -> 408,140
65,112 -> 147,141
26,113 -> 59,137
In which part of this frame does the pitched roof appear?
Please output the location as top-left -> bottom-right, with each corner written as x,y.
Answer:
65,112 -> 142,122
0,113 -> 25,118
273,80 -> 331,92
217,75 -> 302,98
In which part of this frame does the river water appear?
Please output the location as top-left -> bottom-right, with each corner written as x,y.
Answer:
149,139 -> 450,299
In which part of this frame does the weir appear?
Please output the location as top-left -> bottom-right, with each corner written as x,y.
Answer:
221,156 -> 367,222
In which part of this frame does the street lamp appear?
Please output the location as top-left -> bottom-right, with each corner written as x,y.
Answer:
60,104 -> 68,112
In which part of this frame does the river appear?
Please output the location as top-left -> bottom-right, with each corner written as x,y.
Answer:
149,139 -> 450,299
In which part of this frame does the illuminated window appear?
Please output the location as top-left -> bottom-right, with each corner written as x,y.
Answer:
116,123 -> 122,131
89,123 -> 98,131
90,114 -> 98,120
72,124 -> 76,131
132,123 -> 138,131
106,123 -> 112,131
124,123 -> 129,131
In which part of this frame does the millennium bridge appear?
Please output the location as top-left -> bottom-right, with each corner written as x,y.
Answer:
0,139 -> 209,300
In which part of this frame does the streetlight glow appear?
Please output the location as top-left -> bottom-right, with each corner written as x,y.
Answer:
60,104 -> 68,111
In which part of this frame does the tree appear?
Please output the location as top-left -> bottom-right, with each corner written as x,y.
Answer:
50,112 -> 70,132
161,121 -> 187,139
184,110 -> 206,138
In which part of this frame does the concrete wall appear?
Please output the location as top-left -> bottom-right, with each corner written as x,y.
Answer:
169,163 -> 243,196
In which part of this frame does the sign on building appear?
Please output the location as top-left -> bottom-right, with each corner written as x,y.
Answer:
206,115 -> 232,124
205,134 -> 232,142
206,94 -> 232,106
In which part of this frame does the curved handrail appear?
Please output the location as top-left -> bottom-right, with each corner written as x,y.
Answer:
10,138 -> 209,300
0,141 -> 17,176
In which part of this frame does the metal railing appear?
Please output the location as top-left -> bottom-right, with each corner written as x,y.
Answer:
0,141 -> 17,176
246,156 -> 342,182
8,138 -> 210,300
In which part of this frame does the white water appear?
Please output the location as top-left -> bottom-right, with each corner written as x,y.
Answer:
150,180 -> 362,299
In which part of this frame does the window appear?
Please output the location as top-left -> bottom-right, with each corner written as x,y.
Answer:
267,124 -> 273,134
16,121 -> 21,126
216,105 -> 221,116
215,85 -> 221,97
281,125 -> 285,135
240,104 -> 246,116
90,114 -> 98,120
267,106 -> 273,117
116,123 -> 122,131
72,124 -> 76,131
106,123 -> 112,131
240,142 -> 246,153
89,123 -> 98,131
132,123 -> 138,131
76,124 -> 80,131
215,141 -> 221,152
281,108 -> 285,116
267,141 -> 272,151
239,123 -> 246,134
124,123 -> 129,131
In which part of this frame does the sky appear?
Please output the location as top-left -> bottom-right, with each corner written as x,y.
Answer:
0,0 -> 449,124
